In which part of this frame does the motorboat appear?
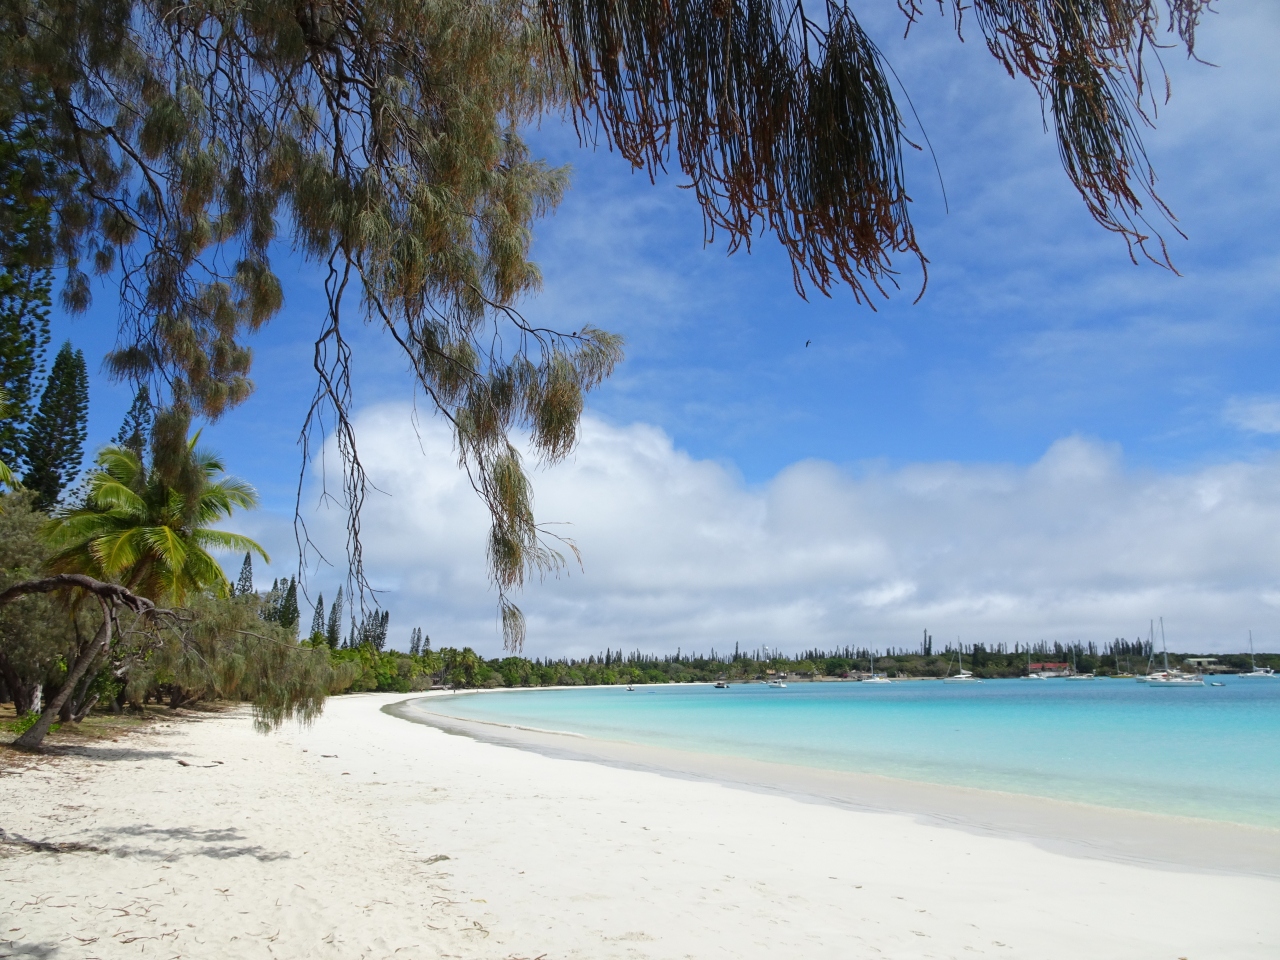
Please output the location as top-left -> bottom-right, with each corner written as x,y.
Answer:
767,679 -> 787,688
713,681 -> 729,689
1145,673 -> 1204,686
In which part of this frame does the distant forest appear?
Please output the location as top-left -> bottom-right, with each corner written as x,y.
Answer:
314,634 -> 1280,693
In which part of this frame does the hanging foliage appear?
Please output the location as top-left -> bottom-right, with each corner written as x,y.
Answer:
0,0 -> 1210,648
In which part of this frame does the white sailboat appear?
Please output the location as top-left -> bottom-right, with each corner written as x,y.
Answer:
1240,631 -> 1276,678
863,652 -> 892,684
1066,646 -> 1096,680
1020,647 -> 1046,679
1135,621 -> 1158,682
943,647 -> 981,683
1144,619 -> 1203,686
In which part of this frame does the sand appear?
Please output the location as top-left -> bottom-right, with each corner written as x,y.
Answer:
3,691 -> 1278,959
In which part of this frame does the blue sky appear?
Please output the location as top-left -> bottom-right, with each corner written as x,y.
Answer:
50,4 -> 1280,655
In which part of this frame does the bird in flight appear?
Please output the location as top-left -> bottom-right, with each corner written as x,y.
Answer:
805,339 -> 811,347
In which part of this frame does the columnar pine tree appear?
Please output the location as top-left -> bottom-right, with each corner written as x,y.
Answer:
309,592 -> 325,642
235,552 -> 253,597
279,577 -> 299,636
21,342 -> 88,511
0,273 -> 49,473
409,627 -> 422,657
0,121 -> 53,475
113,385 -> 153,460
325,587 -> 343,650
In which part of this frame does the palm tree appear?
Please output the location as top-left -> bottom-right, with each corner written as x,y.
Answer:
43,437 -> 267,605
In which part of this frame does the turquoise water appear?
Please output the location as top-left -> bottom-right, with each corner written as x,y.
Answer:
419,678 -> 1280,828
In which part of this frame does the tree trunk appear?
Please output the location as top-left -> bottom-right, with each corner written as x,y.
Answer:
72,693 -> 99,723
12,604 -> 111,751
0,576 -> 159,749
0,652 -> 37,715
62,647 -> 106,722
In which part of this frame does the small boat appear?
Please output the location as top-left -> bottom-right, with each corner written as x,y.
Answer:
626,684 -> 635,691
943,648 -> 982,683
863,653 -> 892,684
713,681 -> 729,689
1240,631 -> 1276,678
1210,681 -> 1225,687
767,679 -> 787,688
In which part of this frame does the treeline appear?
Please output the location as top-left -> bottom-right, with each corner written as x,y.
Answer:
372,639 -> 1280,690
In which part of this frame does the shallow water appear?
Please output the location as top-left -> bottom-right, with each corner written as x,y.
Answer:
421,677 -> 1280,828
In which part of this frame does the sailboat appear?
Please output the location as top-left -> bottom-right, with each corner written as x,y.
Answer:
1144,619 -> 1203,686
1135,621 -> 1160,682
863,652 -> 892,684
1020,647 -> 1046,679
1240,631 -> 1276,678
1066,645 -> 1096,680
943,647 -> 981,683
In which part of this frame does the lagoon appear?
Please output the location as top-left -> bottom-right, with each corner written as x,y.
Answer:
419,677 -> 1280,829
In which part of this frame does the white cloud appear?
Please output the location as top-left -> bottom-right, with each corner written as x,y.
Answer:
242,406 -> 1280,658
1225,396 -> 1280,434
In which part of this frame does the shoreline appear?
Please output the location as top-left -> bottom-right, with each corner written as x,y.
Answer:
395,691 -> 1280,879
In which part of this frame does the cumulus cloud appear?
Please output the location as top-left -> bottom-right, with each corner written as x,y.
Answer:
238,405 -> 1280,658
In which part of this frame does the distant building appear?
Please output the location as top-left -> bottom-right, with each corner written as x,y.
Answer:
1030,662 -> 1069,672
1182,657 -> 1229,674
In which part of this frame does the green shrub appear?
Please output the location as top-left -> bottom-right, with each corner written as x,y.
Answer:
7,713 -> 59,736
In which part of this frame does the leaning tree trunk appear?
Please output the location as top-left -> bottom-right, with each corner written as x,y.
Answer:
13,602 -> 111,750
0,575 -> 160,751
60,643 -> 107,723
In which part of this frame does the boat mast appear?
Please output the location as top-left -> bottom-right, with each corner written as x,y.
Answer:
1160,617 -> 1170,673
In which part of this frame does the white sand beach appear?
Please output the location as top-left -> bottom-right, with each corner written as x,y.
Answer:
3,691 -> 1278,959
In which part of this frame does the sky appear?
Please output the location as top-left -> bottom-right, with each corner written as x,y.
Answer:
51,3 -> 1280,656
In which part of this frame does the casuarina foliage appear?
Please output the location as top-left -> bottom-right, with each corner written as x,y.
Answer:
0,0 -> 1210,648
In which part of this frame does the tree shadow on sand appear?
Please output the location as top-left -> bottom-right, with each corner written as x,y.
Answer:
84,823 -> 293,862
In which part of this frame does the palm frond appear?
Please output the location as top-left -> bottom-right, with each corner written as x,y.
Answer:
191,528 -> 270,561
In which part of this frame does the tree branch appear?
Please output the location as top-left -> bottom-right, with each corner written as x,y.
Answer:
0,574 -> 161,617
